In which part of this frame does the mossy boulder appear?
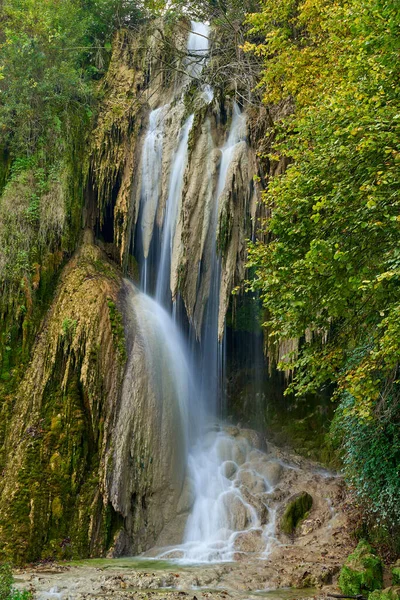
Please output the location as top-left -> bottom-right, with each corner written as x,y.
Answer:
280,491 -> 313,535
338,540 -> 383,596
369,587 -> 400,600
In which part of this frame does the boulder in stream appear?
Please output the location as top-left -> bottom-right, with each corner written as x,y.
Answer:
233,528 -> 265,552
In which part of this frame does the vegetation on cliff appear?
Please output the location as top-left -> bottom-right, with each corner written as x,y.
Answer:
0,0 -> 157,377
0,0 -> 398,568
0,238 -> 126,563
245,0 -> 400,547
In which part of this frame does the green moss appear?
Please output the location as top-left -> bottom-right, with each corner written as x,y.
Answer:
226,293 -> 263,333
107,299 -> 127,364
338,540 -> 383,596
0,241 -> 126,564
61,317 -> 77,340
369,587 -> 400,600
264,392 -> 339,468
217,205 -> 232,255
280,492 -> 313,535
126,254 -> 139,282
0,366 -> 107,564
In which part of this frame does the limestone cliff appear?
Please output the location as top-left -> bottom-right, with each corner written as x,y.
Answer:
0,235 -> 125,563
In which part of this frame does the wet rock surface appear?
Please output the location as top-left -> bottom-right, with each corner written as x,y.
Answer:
14,552 -> 346,600
15,436 -> 356,600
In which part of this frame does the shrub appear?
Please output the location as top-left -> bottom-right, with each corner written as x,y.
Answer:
0,563 -> 32,600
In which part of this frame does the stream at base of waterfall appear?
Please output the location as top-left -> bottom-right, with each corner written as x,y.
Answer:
18,443 -> 351,599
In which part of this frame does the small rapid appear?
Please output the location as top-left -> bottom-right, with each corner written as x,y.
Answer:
167,428 -> 279,563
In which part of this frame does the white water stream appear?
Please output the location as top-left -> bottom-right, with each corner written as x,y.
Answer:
186,20 -> 214,103
138,105 -> 167,293
155,113 -> 194,305
131,21 -> 277,563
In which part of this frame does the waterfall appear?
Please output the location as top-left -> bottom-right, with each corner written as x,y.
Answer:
186,21 -> 210,80
124,21 -> 275,563
186,21 -> 214,102
155,114 -> 194,306
128,288 -> 192,451
199,101 -> 247,417
110,281 -> 195,531
138,105 -> 167,293
175,102 -> 274,563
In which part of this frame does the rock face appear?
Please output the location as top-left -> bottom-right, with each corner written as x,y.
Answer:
0,235 -> 126,563
89,21 -> 265,343
234,528 -> 265,553
256,461 -> 283,486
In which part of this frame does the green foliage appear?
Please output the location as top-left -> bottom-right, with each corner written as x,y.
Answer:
332,391 -> 400,528
0,564 -> 13,600
393,566 -> 400,586
0,0 -> 151,375
245,0 -> 400,530
166,0 -> 259,21
0,0 -> 92,158
0,563 -> 32,599
338,540 -> 383,596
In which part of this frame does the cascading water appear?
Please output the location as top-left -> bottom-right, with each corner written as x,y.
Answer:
155,114 -> 194,306
127,21 -> 277,563
170,102 -> 281,563
128,286 -> 198,456
186,20 -> 209,79
186,21 -> 214,103
198,101 -> 247,416
138,105 -> 167,293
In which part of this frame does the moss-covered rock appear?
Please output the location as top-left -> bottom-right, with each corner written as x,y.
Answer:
369,587 -> 400,600
280,491 -> 313,535
338,540 -> 383,596
0,235 -> 126,564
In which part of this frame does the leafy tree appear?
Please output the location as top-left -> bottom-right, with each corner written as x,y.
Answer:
0,0 -> 93,158
244,0 -> 400,533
